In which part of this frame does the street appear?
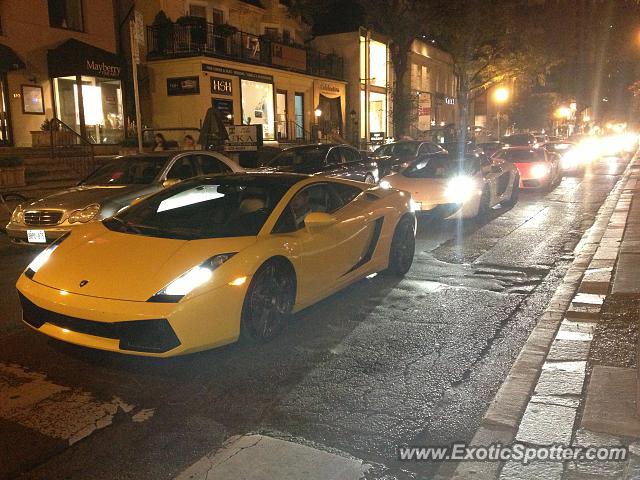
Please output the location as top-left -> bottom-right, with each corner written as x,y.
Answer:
0,157 -> 628,480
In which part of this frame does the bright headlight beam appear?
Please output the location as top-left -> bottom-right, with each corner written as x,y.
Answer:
444,176 -> 476,203
163,266 -> 213,296
530,164 -> 549,179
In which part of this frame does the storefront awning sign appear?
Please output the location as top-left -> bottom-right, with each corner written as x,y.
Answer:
48,39 -> 122,79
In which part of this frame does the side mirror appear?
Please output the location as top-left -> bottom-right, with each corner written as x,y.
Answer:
162,178 -> 181,188
305,212 -> 337,229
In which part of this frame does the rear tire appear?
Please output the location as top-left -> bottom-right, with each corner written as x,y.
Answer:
501,176 -> 520,207
386,216 -> 415,276
240,259 -> 295,343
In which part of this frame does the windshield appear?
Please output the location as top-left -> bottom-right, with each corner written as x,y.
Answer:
82,157 -> 168,186
502,134 -> 534,146
496,149 -> 545,163
374,142 -> 419,157
103,177 -> 293,240
403,155 -> 479,179
267,147 -> 327,167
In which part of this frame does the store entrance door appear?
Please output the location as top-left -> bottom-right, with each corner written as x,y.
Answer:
318,94 -> 342,135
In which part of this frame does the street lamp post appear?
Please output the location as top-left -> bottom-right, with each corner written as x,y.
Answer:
494,87 -> 509,139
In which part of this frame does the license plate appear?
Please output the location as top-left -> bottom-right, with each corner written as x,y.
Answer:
27,230 -> 47,244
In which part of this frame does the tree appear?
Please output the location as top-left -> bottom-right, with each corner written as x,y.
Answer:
425,0 -> 558,142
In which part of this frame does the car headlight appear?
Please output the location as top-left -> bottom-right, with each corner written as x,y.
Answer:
11,205 -> 24,224
379,180 -> 392,189
561,153 -> 578,170
24,232 -> 70,279
444,175 -> 477,203
68,203 -> 101,224
530,164 -> 549,179
148,252 -> 237,302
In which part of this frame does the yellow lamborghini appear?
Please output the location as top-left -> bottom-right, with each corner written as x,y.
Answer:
17,173 -> 416,357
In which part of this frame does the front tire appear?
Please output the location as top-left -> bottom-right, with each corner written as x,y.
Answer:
477,186 -> 491,217
364,173 -> 376,184
240,259 -> 295,343
386,216 -> 415,276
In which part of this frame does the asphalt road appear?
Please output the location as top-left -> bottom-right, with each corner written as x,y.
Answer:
0,156 -> 629,480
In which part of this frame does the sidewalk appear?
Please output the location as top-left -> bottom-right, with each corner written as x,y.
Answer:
449,153 -> 640,480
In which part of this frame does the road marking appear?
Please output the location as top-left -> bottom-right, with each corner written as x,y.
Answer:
0,362 -> 141,445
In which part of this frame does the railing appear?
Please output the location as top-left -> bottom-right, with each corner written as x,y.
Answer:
48,118 -> 96,177
275,119 -> 314,144
147,22 -> 344,80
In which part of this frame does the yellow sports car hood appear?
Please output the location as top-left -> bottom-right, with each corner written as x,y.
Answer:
31,223 -> 257,301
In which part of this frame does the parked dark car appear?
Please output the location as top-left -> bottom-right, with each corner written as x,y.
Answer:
478,141 -> 506,157
371,140 -> 446,178
261,144 -> 379,183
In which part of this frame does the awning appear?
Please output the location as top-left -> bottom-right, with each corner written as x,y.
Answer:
47,39 -> 122,80
0,44 -> 26,72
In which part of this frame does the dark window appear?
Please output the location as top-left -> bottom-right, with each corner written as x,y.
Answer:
282,29 -> 291,43
280,183 -> 343,230
189,4 -> 207,18
331,183 -> 362,204
190,154 -> 232,175
326,148 -> 343,165
213,8 -> 224,24
81,157 -> 168,186
48,0 -> 84,31
341,147 -> 360,163
166,157 -> 197,180
264,27 -> 279,40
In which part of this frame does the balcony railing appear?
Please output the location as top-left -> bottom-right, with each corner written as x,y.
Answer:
146,22 -> 344,80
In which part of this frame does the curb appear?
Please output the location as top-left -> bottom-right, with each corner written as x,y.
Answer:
445,155 -> 638,480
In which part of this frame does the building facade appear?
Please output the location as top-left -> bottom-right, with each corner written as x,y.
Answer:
313,29 -> 391,148
313,30 -> 458,148
408,39 -> 457,135
0,0 -> 122,147
128,0 -> 347,145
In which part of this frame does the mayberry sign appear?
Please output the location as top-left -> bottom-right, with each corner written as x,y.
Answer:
47,39 -> 122,80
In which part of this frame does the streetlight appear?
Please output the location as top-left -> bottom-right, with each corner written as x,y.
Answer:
494,87 -> 509,138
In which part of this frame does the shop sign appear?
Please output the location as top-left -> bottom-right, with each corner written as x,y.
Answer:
202,64 -> 272,84
315,80 -> 343,99
271,43 -> 306,71
167,76 -> 200,96
445,96 -> 456,105
225,125 -> 264,152
211,77 -> 232,96
370,131 -> 385,145
213,99 -> 233,124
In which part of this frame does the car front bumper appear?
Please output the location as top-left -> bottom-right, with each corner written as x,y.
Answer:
16,274 -> 249,357
6,224 -> 72,245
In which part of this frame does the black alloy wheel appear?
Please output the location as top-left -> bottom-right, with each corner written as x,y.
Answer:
241,260 -> 295,343
386,216 -> 415,276
364,173 -> 376,184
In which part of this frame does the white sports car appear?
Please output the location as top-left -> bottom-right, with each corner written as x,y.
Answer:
380,152 -> 520,219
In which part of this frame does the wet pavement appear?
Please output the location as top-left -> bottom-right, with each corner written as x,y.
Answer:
0,158 -> 629,480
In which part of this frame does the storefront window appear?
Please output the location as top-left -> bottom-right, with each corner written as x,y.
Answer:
369,40 -> 387,88
360,36 -> 366,85
369,91 -> 386,136
53,75 -> 123,144
241,79 -> 275,140
0,74 -> 10,145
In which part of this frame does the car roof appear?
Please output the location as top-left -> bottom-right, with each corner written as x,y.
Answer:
282,143 -> 346,152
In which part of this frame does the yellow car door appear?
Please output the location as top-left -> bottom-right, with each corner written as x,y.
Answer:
285,183 -> 372,305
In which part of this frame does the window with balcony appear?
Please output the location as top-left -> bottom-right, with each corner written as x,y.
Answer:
48,0 -> 84,32
213,9 -> 224,24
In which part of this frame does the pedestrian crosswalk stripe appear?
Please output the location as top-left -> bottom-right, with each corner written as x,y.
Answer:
0,362 -> 139,445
